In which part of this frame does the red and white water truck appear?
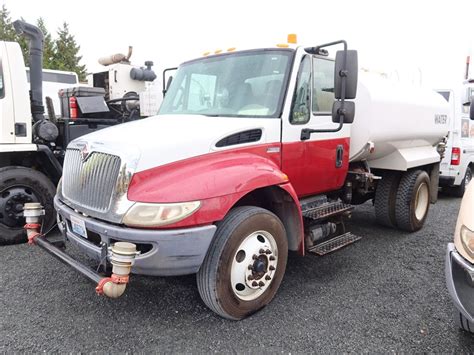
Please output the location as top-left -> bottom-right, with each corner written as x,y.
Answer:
27,37 -> 449,319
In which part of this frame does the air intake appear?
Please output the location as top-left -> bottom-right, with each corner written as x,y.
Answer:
215,129 -> 262,148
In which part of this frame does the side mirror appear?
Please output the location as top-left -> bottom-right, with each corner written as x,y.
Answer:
470,98 -> 474,120
165,76 -> 173,92
162,67 -> 178,97
332,101 -> 355,123
334,50 -> 358,100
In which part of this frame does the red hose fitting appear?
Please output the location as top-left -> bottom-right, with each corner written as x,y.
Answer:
24,223 -> 42,245
95,274 -> 130,295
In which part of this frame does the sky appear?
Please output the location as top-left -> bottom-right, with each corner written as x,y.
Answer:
3,0 -> 474,89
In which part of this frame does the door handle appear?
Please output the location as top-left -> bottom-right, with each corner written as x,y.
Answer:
336,145 -> 343,168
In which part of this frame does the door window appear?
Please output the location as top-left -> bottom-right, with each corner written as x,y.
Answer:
312,57 -> 335,113
290,56 -> 311,124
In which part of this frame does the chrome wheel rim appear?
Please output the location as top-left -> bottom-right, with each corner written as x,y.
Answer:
230,230 -> 278,301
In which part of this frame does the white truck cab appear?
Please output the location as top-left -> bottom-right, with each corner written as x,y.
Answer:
437,83 -> 474,196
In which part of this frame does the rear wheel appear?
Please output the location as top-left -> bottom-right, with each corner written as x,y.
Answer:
197,206 -> 288,320
450,166 -> 472,198
374,172 -> 401,228
395,170 -> 430,232
0,167 -> 56,245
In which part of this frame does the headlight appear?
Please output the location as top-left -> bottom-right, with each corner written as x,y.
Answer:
123,201 -> 201,227
461,225 -> 474,258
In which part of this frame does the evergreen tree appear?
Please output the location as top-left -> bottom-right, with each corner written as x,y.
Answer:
0,5 -> 29,64
0,4 -> 16,41
36,18 -> 54,69
53,22 -> 86,80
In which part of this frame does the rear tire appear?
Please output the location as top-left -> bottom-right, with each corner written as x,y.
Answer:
450,166 -> 472,198
395,170 -> 430,232
456,311 -> 473,334
197,206 -> 288,320
374,172 -> 401,228
0,167 -> 56,245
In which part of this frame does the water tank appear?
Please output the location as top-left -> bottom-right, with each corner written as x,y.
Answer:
349,73 -> 449,162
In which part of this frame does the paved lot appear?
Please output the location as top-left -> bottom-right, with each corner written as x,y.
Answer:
1,193 -> 474,352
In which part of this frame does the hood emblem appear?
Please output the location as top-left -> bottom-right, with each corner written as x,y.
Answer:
81,144 -> 91,162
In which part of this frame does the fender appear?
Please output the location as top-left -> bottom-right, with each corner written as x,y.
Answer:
127,144 -> 297,228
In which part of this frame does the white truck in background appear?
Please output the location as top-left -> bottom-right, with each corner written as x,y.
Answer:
26,68 -> 79,116
29,36 -> 450,320
0,20 -> 160,245
437,77 -> 474,196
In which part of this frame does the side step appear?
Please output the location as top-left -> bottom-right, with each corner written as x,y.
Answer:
302,201 -> 353,222
307,232 -> 361,256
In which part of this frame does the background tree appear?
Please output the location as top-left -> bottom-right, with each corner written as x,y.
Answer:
53,22 -> 86,80
0,5 -> 86,78
36,18 -> 55,69
0,5 -> 28,65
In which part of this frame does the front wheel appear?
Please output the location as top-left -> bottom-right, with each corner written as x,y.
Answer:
197,206 -> 288,320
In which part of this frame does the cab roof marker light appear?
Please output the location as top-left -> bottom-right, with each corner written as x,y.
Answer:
287,34 -> 297,44
276,43 -> 289,48
203,51 -> 211,56
227,47 -> 236,52
214,49 -> 222,54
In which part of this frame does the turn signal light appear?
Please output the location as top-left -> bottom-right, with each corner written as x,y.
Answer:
451,147 -> 461,165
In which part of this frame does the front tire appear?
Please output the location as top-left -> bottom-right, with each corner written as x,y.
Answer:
456,311 -> 474,334
197,206 -> 288,320
0,167 -> 56,245
395,170 -> 430,232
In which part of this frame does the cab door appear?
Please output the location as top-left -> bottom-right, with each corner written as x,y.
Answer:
281,52 -> 350,197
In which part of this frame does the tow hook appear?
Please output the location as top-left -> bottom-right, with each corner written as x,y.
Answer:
96,242 -> 139,298
23,202 -> 45,244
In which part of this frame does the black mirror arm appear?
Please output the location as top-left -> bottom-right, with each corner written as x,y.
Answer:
300,113 -> 344,140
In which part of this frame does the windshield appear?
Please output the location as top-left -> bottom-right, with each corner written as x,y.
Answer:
159,49 -> 293,118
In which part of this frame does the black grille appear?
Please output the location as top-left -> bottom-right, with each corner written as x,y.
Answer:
215,129 -> 262,147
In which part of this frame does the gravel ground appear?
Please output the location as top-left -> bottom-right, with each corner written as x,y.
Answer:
1,193 -> 473,352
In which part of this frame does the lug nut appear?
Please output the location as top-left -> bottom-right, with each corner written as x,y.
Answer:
259,249 -> 265,254
269,265 -> 275,271
247,264 -> 253,270
247,275 -> 254,281
265,249 -> 272,254
252,254 -> 258,260
258,281 -> 265,287
252,281 -> 258,287
269,256 -> 276,261
265,275 -> 271,281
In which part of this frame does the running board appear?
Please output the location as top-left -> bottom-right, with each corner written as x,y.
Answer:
307,232 -> 361,256
302,201 -> 353,222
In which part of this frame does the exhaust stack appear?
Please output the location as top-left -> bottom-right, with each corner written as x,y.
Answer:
13,20 -> 45,122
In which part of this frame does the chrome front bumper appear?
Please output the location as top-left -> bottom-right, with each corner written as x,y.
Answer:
445,243 -> 474,323
55,196 -> 216,276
